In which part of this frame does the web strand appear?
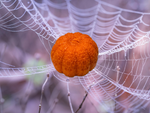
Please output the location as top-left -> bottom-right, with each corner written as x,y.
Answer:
1,0 -> 150,112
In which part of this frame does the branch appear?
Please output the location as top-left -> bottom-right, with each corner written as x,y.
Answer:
66,78 -> 74,113
75,85 -> 92,113
114,66 -> 120,112
38,73 -> 49,113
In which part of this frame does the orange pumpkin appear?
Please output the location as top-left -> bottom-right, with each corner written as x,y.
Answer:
51,32 -> 98,77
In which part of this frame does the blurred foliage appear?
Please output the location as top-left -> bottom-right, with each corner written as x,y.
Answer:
23,56 -> 46,86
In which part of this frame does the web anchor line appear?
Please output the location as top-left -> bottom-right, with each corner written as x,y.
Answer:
1,0 -> 150,112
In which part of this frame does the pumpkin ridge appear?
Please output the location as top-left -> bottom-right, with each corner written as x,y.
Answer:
60,45 -> 69,73
76,44 -> 91,76
62,46 -> 77,77
51,44 -> 68,73
89,47 -> 98,70
82,43 -> 91,72
51,40 -> 67,58
74,46 -> 77,76
51,42 -> 66,60
82,41 -> 98,71
82,35 -> 98,53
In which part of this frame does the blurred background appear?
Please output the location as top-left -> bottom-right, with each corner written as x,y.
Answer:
1,0 -> 150,113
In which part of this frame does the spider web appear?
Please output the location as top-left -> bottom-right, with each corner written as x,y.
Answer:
1,0 -> 150,112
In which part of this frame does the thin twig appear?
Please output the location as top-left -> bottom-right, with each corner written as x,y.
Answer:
21,54 -> 41,112
66,78 -> 74,113
75,86 -> 92,113
21,80 -> 32,112
0,87 -> 4,113
50,93 -> 60,113
38,74 -> 49,113
114,66 -> 120,112
46,92 -> 60,113
87,97 -> 100,113
115,66 -> 120,97
0,45 -> 6,113
88,78 -> 104,88
75,79 -> 105,113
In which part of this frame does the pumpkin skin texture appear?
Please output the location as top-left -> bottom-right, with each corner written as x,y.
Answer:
51,32 -> 98,77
